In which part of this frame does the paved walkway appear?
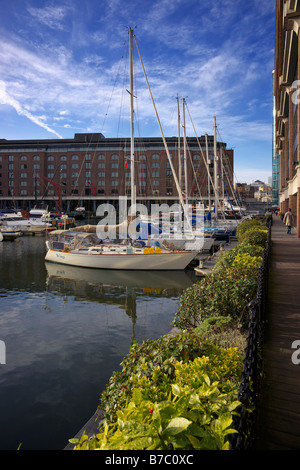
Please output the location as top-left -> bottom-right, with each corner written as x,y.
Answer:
254,215 -> 300,449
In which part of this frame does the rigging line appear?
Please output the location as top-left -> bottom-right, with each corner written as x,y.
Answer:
215,157 -> 237,219
133,32 -> 193,233
219,148 -> 241,210
185,140 -> 203,202
216,126 -> 243,208
184,102 -> 225,218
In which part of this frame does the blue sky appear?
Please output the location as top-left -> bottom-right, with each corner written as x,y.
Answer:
0,0 -> 275,184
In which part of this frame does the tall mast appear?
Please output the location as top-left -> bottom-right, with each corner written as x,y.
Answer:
213,116 -> 218,221
134,34 -> 193,233
182,97 -> 188,205
177,96 -> 181,191
205,133 -> 211,214
129,27 -> 136,208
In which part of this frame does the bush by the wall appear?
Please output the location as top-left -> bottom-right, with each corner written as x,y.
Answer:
71,345 -> 242,450
213,244 -> 263,273
239,229 -> 268,248
173,265 -> 258,331
236,219 -> 261,240
99,331 -> 211,424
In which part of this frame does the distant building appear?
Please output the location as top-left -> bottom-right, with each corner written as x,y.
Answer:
235,183 -> 255,203
0,133 -> 234,212
274,0 -> 300,234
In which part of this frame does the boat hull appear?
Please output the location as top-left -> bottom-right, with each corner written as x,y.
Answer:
45,248 -> 197,270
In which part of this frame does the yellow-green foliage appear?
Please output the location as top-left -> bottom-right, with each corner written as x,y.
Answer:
70,347 -> 242,450
232,253 -> 262,269
236,219 -> 261,241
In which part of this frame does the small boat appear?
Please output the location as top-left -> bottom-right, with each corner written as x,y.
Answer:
0,227 -> 22,240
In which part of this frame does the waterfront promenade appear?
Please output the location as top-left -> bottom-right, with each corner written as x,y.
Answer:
254,215 -> 300,450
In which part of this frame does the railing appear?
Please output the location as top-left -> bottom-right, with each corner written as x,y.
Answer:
231,215 -> 272,450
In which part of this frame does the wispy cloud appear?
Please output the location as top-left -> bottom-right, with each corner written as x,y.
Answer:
27,5 -> 69,31
0,81 -> 63,138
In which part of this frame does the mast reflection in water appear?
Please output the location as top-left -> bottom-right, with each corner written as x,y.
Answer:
0,235 -> 195,450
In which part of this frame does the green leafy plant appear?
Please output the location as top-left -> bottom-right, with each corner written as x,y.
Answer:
232,252 -> 262,269
213,244 -> 264,273
173,265 -> 258,331
239,229 -> 268,248
194,316 -> 246,351
99,331 -> 211,424
236,219 -> 261,241
71,348 -> 242,450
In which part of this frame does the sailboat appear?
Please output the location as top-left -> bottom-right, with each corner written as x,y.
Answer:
45,28 -> 199,270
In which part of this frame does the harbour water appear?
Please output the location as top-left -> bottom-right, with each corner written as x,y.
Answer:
0,234 -> 195,450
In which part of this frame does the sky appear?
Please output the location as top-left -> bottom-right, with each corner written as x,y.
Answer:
0,0 -> 275,184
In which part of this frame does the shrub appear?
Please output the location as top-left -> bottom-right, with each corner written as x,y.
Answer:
194,317 -> 247,352
99,331 -> 212,424
236,219 -> 261,241
173,266 -> 258,331
71,347 -> 242,450
239,229 -> 268,248
213,244 -> 264,273
232,252 -> 262,269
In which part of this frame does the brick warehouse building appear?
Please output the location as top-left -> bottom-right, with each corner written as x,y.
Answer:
275,0 -> 300,235
0,133 -> 233,213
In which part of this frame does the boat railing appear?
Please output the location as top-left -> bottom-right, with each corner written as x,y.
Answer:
230,215 -> 272,450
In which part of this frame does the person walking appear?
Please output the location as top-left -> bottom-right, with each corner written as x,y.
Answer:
283,208 -> 294,234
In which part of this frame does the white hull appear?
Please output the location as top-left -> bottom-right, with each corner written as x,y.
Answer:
3,218 -> 49,227
1,229 -> 22,240
45,247 -> 197,270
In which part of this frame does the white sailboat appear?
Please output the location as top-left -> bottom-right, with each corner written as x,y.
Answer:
45,28 -> 199,270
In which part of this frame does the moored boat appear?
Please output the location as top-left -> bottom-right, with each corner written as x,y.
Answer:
0,227 -> 22,240
45,230 -> 198,271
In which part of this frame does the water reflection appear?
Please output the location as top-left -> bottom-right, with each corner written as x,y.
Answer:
0,236 -> 195,450
45,263 -> 194,343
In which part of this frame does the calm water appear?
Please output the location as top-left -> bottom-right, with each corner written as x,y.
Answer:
0,235 -> 194,450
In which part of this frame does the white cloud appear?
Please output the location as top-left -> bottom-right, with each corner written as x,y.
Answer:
0,81 -> 63,138
27,5 -> 69,31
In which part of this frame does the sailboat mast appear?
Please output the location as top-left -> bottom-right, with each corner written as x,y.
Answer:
177,96 -> 181,191
213,116 -> 218,221
129,28 -> 136,208
205,133 -> 211,213
133,33 -> 193,233
182,98 -> 188,205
